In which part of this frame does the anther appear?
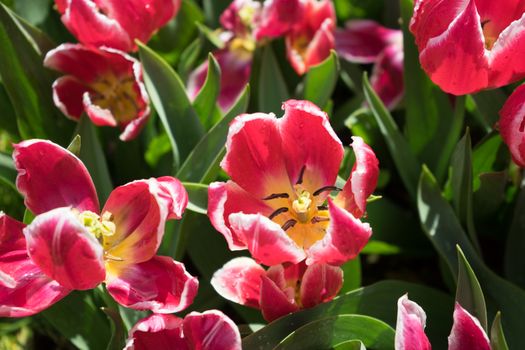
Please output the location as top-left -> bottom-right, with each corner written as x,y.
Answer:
282,219 -> 297,231
104,252 -> 124,261
269,207 -> 289,220
296,165 -> 306,185
317,205 -> 328,211
263,192 -> 289,200
313,186 -> 342,196
311,216 -> 330,224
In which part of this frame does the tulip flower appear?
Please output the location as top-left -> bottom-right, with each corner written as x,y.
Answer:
499,84 -> 525,167
55,0 -> 181,52
395,295 -> 491,349
0,139 -> 198,316
44,44 -> 150,141
212,257 -> 342,322
284,0 -> 336,75
124,310 -> 241,350
409,0 -> 525,95
208,100 -> 379,266
336,20 -> 404,109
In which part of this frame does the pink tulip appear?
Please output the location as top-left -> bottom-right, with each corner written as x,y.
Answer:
410,0 -> 525,95
208,100 -> 379,266
44,44 -> 150,141
212,257 -> 343,322
499,84 -> 525,167
125,310 -> 241,350
0,139 -> 198,316
336,20 -> 404,109
395,295 -> 491,350
55,0 -> 181,52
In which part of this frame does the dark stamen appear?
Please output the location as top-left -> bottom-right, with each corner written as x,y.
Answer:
311,216 -> 330,224
269,207 -> 289,220
317,205 -> 328,211
313,186 -> 342,196
282,219 -> 297,231
296,165 -> 306,185
263,192 -> 290,200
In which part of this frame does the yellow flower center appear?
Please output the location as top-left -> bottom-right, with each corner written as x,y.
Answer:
76,210 -> 122,262
89,72 -> 140,123
292,187 -> 312,223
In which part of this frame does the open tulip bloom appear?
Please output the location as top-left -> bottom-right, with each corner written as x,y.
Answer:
54,0 -> 181,52
208,100 -> 379,267
0,139 -> 198,317
125,310 -> 241,350
499,84 -> 525,167
44,44 -> 150,141
410,0 -> 525,95
395,295 -> 491,350
212,257 -> 343,322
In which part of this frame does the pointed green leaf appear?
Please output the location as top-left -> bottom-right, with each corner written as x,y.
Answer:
176,85 -> 250,183
302,51 -> 339,109
0,152 -> 16,191
275,315 -> 394,350
340,258 -> 361,293
490,312 -> 509,350
418,166 -> 525,349
67,135 -> 81,157
456,245 -> 487,331
177,38 -> 202,82
183,182 -> 208,215
193,53 -> 221,128
77,116 -> 112,203
138,42 -> 205,171
362,72 -> 420,199
101,308 -> 126,350
258,45 -> 289,114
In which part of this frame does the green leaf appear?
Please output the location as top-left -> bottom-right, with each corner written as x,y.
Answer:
67,135 -> 81,157
449,131 -> 480,252
0,3 -> 72,143
13,0 -> 50,25
195,22 -> 225,49
258,45 -> 289,113
472,133 -> 504,191
456,246 -> 487,331
302,51 -> 339,109
243,280 -> 453,350
471,89 -> 508,130
193,53 -> 221,128
362,72 -> 420,199
102,308 -> 126,350
504,176 -> 525,288
490,312 -> 509,350
41,292 -> 110,350
274,315 -> 394,350
22,209 -> 34,225
138,42 -> 205,171
417,166 -> 525,349
340,258 -> 361,293
333,340 -> 366,350
77,116 -> 113,203
176,85 -> 250,183
177,38 -> 202,82
145,132 -> 172,168
0,151 -> 16,190
183,182 -> 208,215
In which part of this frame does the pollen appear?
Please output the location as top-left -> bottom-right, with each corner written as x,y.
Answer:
292,187 -> 313,223
78,210 -> 116,242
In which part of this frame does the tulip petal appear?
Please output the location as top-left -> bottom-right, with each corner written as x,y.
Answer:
336,136 -> 379,218
221,113 -> 292,198
370,45 -> 405,109
417,0 -> 489,95
188,48 -> 252,112
299,263 -> 343,308
102,178 -> 187,264
255,0 -> 304,40
13,139 -> 99,215
448,303 -> 490,350
307,198 -> 372,265
83,92 -> 118,127
125,313 -> 188,350
62,0 -> 133,52
499,84 -> 525,167
228,213 -> 306,266
395,294 -> 431,350
0,214 -> 70,317
211,257 -> 265,308
260,274 -> 298,322
280,100 -> 344,194
335,20 -> 402,64
208,181 -> 273,251
24,207 -> 105,290
106,256 -> 198,313
489,12 -> 525,88
183,310 -> 242,350
52,76 -> 89,120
